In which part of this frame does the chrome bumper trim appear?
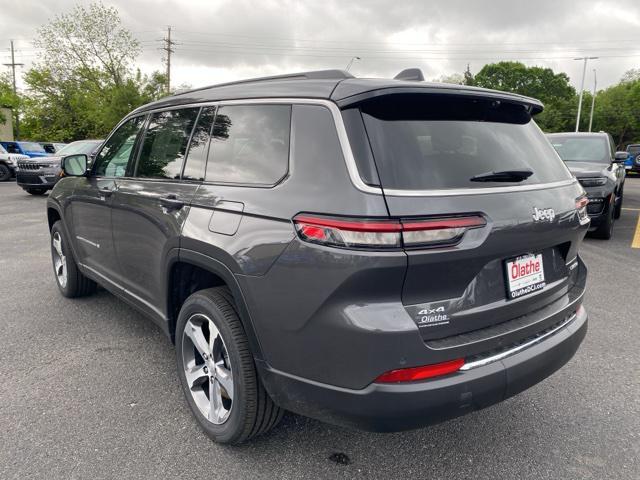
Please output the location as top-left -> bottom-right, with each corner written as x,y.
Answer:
459,312 -> 577,371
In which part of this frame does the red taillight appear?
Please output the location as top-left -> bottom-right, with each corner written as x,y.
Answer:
293,214 -> 485,249
576,196 -> 589,225
375,358 -> 465,383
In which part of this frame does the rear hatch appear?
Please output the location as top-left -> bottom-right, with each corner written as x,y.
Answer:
347,93 -> 588,341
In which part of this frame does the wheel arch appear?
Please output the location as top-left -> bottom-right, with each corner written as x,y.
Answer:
165,248 -> 265,360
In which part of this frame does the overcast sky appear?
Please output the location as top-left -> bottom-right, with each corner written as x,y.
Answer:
1,0 -> 639,92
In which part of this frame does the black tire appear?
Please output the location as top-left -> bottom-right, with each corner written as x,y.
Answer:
26,188 -> 48,196
614,186 -> 623,219
175,287 -> 283,444
0,164 -> 11,182
590,203 -> 614,240
50,221 -> 97,297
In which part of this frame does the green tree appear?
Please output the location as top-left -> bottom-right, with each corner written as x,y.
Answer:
472,61 -> 577,131
590,78 -> 640,147
21,2 -> 169,141
0,73 -> 20,129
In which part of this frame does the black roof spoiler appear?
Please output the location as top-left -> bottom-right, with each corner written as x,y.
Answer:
393,68 -> 425,82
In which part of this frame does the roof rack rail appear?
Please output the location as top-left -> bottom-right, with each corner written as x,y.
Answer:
172,69 -> 354,97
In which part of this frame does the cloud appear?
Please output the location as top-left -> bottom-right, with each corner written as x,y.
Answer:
0,0 -> 638,90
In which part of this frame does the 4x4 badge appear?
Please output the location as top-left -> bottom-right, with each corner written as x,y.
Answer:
532,207 -> 555,222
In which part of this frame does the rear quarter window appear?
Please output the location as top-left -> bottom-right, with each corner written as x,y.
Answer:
359,94 -> 571,191
204,104 -> 291,186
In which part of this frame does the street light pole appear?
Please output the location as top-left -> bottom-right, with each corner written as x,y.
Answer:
588,69 -> 597,132
574,56 -> 598,132
346,56 -> 360,72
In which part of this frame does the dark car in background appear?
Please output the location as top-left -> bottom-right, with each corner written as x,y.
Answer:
17,139 -> 103,195
40,142 -> 68,154
0,141 -> 51,158
625,144 -> 640,174
47,70 -> 590,444
547,132 -> 626,239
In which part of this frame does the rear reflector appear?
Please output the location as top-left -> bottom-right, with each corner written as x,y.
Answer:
375,358 -> 465,383
293,214 -> 485,249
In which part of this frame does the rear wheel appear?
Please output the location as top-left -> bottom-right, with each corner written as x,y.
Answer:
50,221 -> 97,297
26,188 -> 47,196
175,287 -> 283,444
0,164 -> 11,182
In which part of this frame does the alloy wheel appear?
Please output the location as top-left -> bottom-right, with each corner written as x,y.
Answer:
181,314 -> 234,425
52,231 -> 67,288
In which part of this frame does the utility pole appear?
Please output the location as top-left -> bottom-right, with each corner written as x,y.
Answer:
588,69 -> 597,132
161,26 -> 176,94
574,56 -> 598,132
3,40 -> 23,139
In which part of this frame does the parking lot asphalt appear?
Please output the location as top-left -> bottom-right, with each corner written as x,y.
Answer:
1,179 -> 639,480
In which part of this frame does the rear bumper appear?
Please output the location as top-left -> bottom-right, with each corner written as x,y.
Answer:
258,306 -> 587,432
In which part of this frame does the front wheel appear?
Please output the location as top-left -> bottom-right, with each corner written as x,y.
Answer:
591,204 -> 614,240
614,187 -> 623,219
26,188 -> 48,195
175,287 -> 283,444
50,221 -> 97,297
0,164 -> 11,182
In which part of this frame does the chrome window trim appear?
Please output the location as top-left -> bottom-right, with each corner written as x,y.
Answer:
122,98 -> 579,197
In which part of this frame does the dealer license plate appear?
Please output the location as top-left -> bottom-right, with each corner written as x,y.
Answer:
505,253 -> 546,300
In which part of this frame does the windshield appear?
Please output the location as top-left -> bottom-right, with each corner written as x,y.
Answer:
19,142 -> 46,153
0,144 -> 6,154
57,141 -> 101,156
628,145 -> 640,155
358,94 -> 571,190
547,135 -> 609,163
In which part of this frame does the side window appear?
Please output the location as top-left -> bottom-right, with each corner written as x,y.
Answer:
183,107 -> 216,181
94,116 -> 144,177
135,108 -> 199,179
205,104 -> 291,185
5,143 -> 20,154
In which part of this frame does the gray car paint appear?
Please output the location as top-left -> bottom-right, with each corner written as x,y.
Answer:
46,72 -> 589,431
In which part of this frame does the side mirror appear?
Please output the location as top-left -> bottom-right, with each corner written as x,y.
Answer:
614,151 -> 628,163
62,154 -> 88,176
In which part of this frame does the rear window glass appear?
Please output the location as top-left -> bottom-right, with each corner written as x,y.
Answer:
359,94 -> 571,190
547,135 -> 609,163
627,145 -> 640,154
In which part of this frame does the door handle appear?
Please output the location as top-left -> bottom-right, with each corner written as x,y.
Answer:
159,194 -> 185,211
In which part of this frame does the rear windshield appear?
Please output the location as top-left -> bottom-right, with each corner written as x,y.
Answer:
547,135 -> 609,163
358,94 -> 571,190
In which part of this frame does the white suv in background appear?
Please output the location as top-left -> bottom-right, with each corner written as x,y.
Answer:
0,143 -> 29,182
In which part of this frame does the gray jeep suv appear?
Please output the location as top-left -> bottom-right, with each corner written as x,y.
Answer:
46,69 -> 589,444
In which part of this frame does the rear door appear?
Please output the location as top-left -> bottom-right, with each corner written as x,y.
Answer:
110,107 -> 201,315
353,93 -> 587,340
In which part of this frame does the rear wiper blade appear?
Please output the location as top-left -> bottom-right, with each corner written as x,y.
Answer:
470,169 -> 534,182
